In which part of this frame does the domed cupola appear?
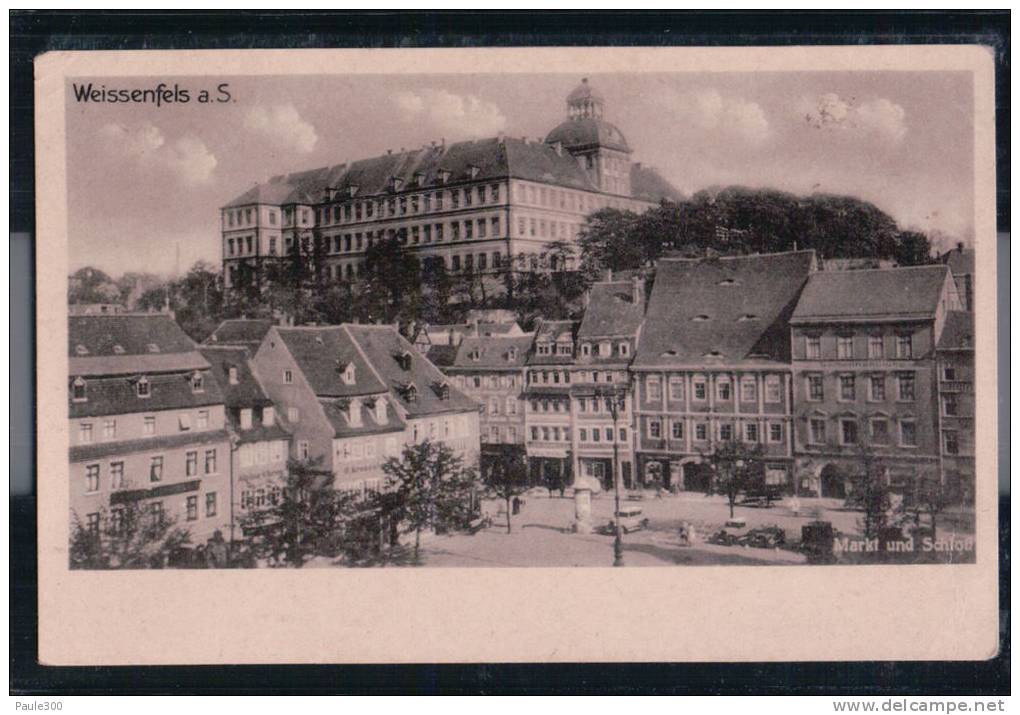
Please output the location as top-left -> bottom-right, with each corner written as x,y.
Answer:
544,77 -> 633,197
566,77 -> 605,119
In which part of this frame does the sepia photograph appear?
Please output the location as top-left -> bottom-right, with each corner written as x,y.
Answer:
31,43 -> 1000,666
63,68 -> 980,570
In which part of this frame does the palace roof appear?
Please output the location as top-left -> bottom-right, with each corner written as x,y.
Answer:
223,136 -> 680,208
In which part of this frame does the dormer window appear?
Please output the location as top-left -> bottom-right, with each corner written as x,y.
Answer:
71,377 -> 87,402
717,278 -> 739,286
401,382 -> 418,404
704,350 -> 723,358
337,360 -> 356,385
147,343 -> 160,353
240,408 -> 253,430
375,397 -> 387,424
74,344 -> 89,356
692,315 -> 710,322
469,348 -> 481,362
390,176 -> 404,192
113,344 -> 125,355
228,366 -> 239,385
537,342 -> 551,356
348,184 -> 359,198
438,381 -> 451,401
507,347 -> 518,361
191,371 -> 204,393
438,169 -> 451,184
581,343 -> 591,357
395,350 -> 412,370
738,314 -> 758,322
136,376 -> 151,398
414,171 -> 426,188
349,397 -> 362,427
468,164 -> 480,179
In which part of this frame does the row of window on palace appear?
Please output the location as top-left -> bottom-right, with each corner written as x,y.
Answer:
71,372 -> 205,403
224,211 -> 586,261
76,409 -> 213,445
645,419 -> 785,445
643,374 -> 784,404
802,333 -> 915,360
82,494 -> 218,535
222,181 -> 632,231
83,448 -> 219,493
803,372 -> 916,402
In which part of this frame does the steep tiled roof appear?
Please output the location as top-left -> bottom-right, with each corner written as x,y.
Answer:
635,251 -> 816,367
70,314 -> 198,358
275,326 -> 387,398
937,310 -> 975,351
631,163 -> 684,203
940,246 -> 975,276
69,370 -> 225,419
578,280 -> 645,339
206,319 -> 275,348
425,344 -> 458,368
792,264 -> 950,323
319,398 -> 405,438
223,137 -> 681,208
450,335 -> 534,369
344,324 -> 479,417
69,314 -> 223,417
223,182 -> 304,208
198,346 -> 272,410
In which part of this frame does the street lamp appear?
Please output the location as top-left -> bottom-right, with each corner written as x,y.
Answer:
595,385 -> 625,567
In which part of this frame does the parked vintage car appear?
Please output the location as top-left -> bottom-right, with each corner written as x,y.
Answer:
608,505 -> 650,534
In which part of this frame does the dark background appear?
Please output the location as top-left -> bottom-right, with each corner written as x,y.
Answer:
10,10 -> 1010,695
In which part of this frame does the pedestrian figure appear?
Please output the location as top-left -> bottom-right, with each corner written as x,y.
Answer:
512,496 -> 521,515
790,495 -> 801,518
205,530 -> 229,569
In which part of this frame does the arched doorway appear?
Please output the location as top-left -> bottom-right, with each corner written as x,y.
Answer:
820,463 -> 847,499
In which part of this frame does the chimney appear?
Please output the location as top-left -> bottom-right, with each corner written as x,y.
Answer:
386,149 -> 392,155
957,241 -> 964,253
497,131 -> 505,144
631,275 -> 643,304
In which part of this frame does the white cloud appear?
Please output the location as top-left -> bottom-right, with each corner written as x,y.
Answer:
98,122 -> 217,184
392,89 -> 507,139
798,93 -> 907,143
663,88 -> 770,144
244,104 -> 318,154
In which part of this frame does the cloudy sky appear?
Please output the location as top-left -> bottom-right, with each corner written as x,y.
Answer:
65,70 -> 974,276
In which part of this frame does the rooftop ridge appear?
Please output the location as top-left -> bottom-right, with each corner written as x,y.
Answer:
659,248 -> 818,263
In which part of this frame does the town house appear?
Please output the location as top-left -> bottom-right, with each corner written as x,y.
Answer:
631,251 -> 816,492
69,314 -> 232,541
789,264 -> 963,497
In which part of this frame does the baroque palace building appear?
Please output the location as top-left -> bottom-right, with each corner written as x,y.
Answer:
220,78 -> 681,288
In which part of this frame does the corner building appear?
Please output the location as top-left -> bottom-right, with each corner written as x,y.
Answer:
68,315 -> 232,542
220,78 -> 681,289
789,265 -> 963,497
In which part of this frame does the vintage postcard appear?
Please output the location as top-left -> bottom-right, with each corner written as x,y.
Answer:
35,45 -> 999,664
